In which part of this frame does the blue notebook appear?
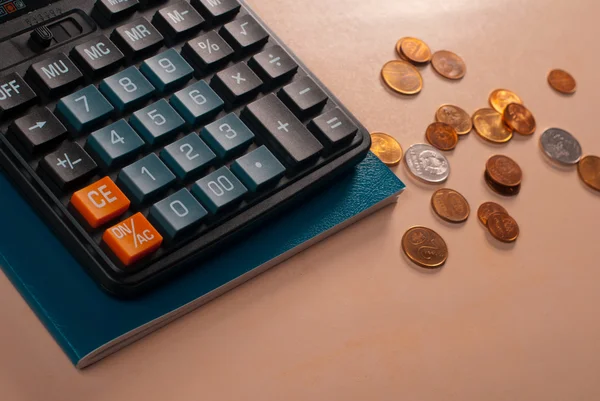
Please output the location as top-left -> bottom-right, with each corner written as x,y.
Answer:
0,153 -> 404,368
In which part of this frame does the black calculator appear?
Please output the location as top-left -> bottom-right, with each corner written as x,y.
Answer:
0,0 -> 370,297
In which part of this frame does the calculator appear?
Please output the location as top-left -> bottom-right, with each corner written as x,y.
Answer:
0,0 -> 371,296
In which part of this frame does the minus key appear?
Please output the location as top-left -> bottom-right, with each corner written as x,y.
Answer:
278,77 -> 328,119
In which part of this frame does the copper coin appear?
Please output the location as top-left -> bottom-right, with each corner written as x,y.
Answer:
503,103 -> 536,136
489,89 -> 523,113
486,213 -> 520,243
431,188 -> 470,223
395,37 -> 409,61
472,108 -> 513,144
425,122 -> 459,151
381,60 -> 423,95
400,37 -> 432,64
401,226 -> 448,268
370,132 -> 403,165
548,69 -> 577,94
435,104 -> 472,135
484,171 -> 521,197
486,155 -> 522,187
577,155 -> 600,192
431,50 -> 466,80
477,202 -> 509,226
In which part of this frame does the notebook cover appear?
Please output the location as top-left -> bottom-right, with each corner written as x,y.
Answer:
0,153 -> 405,368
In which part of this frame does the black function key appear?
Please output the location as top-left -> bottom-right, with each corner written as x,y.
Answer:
242,94 -> 323,167
191,0 -> 240,24
182,30 -> 233,71
0,73 -> 37,120
309,108 -> 358,150
219,15 -> 268,55
26,53 -> 83,97
39,142 -> 97,190
278,77 -> 328,119
8,107 -> 67,154
152,1 -> 205,42
70,35 -> 124,78
211,62 -> 262,106
94,0 -> 139,22
249,45 -> 298,86
111,18 -> 164,58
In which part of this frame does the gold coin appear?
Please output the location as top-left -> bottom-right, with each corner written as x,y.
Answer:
489,89 -> 523,113
425,122 -> 458,151
486,212 -> 520,243
435,104 -> 472,136
401,226 -> 448,268
395,37 -> 409,61
431,188 -> 470,223
431,50 -> 466,80
381,60 -> 423,95
484,171 -> 521,197
472,108 -> 513,144
400,37 -> 432,64
370,132 -> 403,165
485,155 -> 522,187
548,69 -> 577,94
577,155 -> 600,192
503,103 -> 536,136
477,202 -> 509,226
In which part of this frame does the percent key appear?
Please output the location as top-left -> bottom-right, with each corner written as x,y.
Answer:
182,31 -> 234,71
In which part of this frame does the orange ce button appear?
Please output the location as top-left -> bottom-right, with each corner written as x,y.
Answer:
71,177 -> 130,228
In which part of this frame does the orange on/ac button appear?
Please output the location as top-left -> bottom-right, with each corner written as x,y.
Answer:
70,176 -> 130,228
103,213 -> 163,266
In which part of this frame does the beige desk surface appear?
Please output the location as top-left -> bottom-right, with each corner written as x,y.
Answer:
2,0 -> 600,400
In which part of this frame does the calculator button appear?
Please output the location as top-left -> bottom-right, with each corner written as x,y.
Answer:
99,66 -> 155,112
103,212 -> 163,266
181,31 -> 233,71
71,176 -> 130,228
160,133 -> 215,180
39,142 -> 97,189
111,18 -> 164,59
219,15 -> 268,55
248,46 -> 298,86
70,36 -> 124,79
309,108 -> 358,149
86,119 -> 145,168
0,73 -> 37,120
55,85 -> 114,133
152,1 -> 205,41
130,99 -> 185,145
191,0 -> 239,24
278,77 -> 327,119
170,80 -> 223,125
26,53 -> 83,97
242,94 -> 323,167
210,62 -> 262,106
200,113 -> 254,159
140,49 -> 194,93
191,166 -> 247,214
149,189 -> 207,240
117,153 -> 176,204
8,107 -> 66,154
95,0 -> 139,22
231,145 -> 285,192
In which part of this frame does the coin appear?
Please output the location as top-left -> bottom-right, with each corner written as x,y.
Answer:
435,104 -> 472,135
431,188 -> 470,223
540,128 -> 582,165
503,103 -> 536,136
381,60 -> 423,95
472,108 -> 513,144
486,213 -> 519,243
486,155 -> 522,187
577,155 -> 600,192
404,143 -> 450,183
370,132 -> 403,165
548,69 -> 577,94
401,226 -> 448,268
400,37 -> 432,64
431,50 -> 466,80
484,171 -> 521,197
477,202 -> 509,226
395,37 -> 409,61
425,122 -> 459,151
489,89 -> 523,114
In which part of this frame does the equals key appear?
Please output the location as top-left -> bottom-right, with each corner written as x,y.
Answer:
278,76 -> 328,119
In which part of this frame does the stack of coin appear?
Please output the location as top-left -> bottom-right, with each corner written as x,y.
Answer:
484,155 -> 522,196
425,104 -> 472,151
477,202 -> 520,243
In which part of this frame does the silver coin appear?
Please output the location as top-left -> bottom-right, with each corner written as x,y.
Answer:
540,128 -> 582,165
404,143 -> 450,183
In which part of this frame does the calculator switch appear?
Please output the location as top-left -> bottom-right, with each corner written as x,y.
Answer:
95,0 -> 139,22
0,73 -> 38,119
111,18 -> 164,59
248,46 -> 298,86
210,62 -> 262,106
26,53 -> 83,97
140,49 -> 194,93
117,153 -> 176,204
8,107 -> 67,154
191,166 -> 247,214
130,99 -> 185,145
278,77 -> 328,119
86,119 -> 145,168
103,212 -> 163,266
99,66 -> 156,112
55,85 -> 115,133
149,189 -> 207,240
71,176 -> 131,228
152,1 -> 205,41
181,31 -> 233,71
308,108 -> 358,150
200,113 -> 254,159
191,0 -> 240,24
219,15 -> 268,55
170,80 -> 224,125
160,133 -> 216,180
39,142 -> 97,190
70,36 -> 125,79
231,146 -> 285,192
